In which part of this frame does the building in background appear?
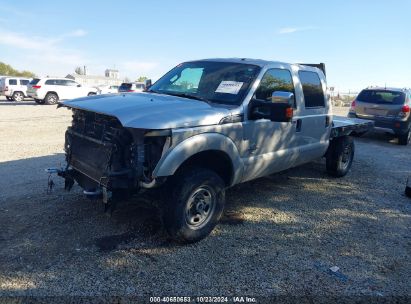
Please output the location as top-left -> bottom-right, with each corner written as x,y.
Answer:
66,68 -> 122,87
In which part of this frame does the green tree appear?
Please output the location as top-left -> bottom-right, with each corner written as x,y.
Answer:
136,76 -> 148,82
0,62 -> 36,78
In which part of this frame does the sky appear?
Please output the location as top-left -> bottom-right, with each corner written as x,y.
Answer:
0,0 -> 410,92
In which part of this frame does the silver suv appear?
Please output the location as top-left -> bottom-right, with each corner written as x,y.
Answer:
349,87 -> 411,145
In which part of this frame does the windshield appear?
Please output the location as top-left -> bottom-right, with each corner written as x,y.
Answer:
149,61 -> 261,105
357,89 -> 406,104
29,79 -> 40,85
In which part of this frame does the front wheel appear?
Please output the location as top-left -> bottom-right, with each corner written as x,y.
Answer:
326,136 -> 355,177
398,129 -> 410,146
163,168 -> 226,243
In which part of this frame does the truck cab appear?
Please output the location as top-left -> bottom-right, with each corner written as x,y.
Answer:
56,58 -> 371,243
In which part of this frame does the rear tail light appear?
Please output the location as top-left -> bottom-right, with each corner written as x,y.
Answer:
401,105 -> 410,113
398,105 -> 410,118
285,107 -> 293,119
33,85 -> 41,89
351,100 -> 356,108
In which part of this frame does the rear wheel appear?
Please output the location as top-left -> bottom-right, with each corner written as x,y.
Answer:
326,136 -> 355,177
163,168 -> 226,243
12,91 -> 24,102
45,93 -> 58,105
398,129 -> 410,146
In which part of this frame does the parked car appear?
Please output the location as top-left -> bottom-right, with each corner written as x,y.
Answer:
118,82 -> 146,93
97,85 -> 119,94
51,58 -> 372,243
0,77 -> 32,101
349,87 -> 411,145
27,78 -> 98,104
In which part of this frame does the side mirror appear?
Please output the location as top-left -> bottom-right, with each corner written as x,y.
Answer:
271,91 -> 294,104
250,91 -> 294,122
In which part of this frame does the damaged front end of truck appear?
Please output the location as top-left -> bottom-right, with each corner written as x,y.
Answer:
56,107 -> 171,205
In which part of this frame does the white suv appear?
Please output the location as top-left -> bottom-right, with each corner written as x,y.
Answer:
27,78 -> 98,104
0,77 -> 32,101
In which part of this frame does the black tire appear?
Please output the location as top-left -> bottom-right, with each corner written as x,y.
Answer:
398,129 -> 410,146
87,92 -> 96,96
326,136 -> 355,177
12,91 -> 24,102
6,96 -> 12,101
163,168 -> 226,243
45,93 -> 59,105
34,98 -> 45,104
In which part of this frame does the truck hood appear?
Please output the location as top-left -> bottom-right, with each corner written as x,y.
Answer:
62,92 -> 232,129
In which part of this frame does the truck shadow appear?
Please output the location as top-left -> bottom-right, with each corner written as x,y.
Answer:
355,130 -> 399,145
1,150 -> 411,296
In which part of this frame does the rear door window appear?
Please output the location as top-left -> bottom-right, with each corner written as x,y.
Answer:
357,90 -> 405,104
20,79 -> 30,85
9,79 -> 17,85
299,71 -> 325,108
45,79 -> 58,85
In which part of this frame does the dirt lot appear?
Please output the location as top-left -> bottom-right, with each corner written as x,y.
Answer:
0,97 -> 410,299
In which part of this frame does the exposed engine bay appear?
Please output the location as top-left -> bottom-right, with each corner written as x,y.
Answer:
62,108 -> 170,196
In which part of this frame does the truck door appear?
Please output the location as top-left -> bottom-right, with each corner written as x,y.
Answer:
292,70 -> 330,166
242,67 -> 300,182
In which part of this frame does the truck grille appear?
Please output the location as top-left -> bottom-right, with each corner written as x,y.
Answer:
70,109 -> 124,142
66,109 -> 132,186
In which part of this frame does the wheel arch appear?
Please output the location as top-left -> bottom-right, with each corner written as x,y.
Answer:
153,133 -> 243,186
46,91 -> 59,98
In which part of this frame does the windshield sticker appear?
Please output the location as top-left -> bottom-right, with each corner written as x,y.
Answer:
215,81 -> 244,94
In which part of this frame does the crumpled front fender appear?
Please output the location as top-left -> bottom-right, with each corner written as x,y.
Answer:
152,133 -> 243,186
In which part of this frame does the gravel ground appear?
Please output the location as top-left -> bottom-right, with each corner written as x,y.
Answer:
0,97 -> 410,300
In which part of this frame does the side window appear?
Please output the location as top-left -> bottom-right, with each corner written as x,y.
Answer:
56,80 -> 67,86
254,69 -> 296,107
45,79 -> 57,85
20,80 -> 30,85
9,79 -> 17,85
167,67 -> 204,93
299,71 -> 325,108
64,80 -> 78,86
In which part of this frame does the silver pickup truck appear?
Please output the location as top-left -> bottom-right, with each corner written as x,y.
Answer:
54,58 -> 372,243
